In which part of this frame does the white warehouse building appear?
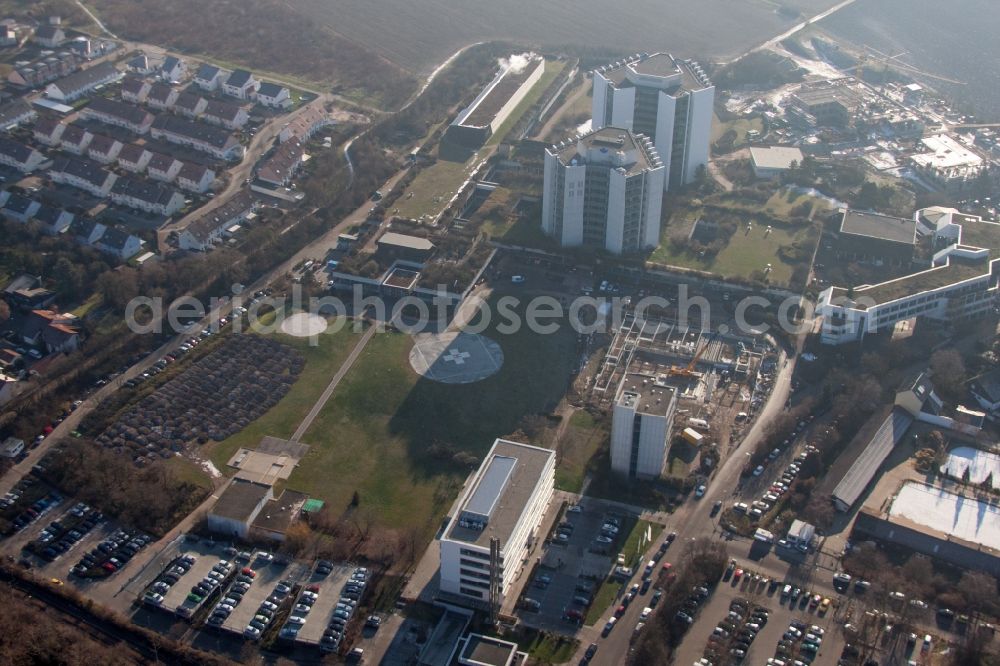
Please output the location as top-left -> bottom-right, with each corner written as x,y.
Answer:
542,127 -> 665,254
611,375 -> 678,479
592,53 -> 714,190
438,439 -> 555,611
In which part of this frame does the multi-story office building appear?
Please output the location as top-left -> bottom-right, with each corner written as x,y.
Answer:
817,207 -> 1000,344
591,53 -> 714,189
542,127 -> 664,254
611,375 -> 678,479
439,439 -> 555,610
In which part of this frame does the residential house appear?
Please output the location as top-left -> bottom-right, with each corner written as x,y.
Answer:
8,51 -> 79,88
174,91 -> 207,119
193,63 -> 225,91
117,143 -> 152,172
146,151 -> 183,182
50,157 -> 117,197
222,69 -> 257,100
58,123 -> 93,154
160,55 -> 185,83
0,99 -> 36,130
32,115 -> 65,145
33,25 -> 65,48
31,204 -> 74,234
69,216 -> 107,244
278,104 -> 333,143
86,134 -> 123,164
44,61 -> 121,102
3,275 -> 55,311
110,176 -> 185,216
202,99 -> 248,130
176,162 -> 215,193
146,82 -> 178,110
120,76 -> 151,103
67,36 -> 92,59
81,96 -> 154,134
256,137 -> 303,187
0,136 -> 45,172
256,81 -> 290,109
177,192 -> 257,250
1,193 -> 41,222
22,310 -> 80,353
150,115 -> 243,160
95,226 -> 144,259
0,26 -> 17,47
126,54 -> 151,74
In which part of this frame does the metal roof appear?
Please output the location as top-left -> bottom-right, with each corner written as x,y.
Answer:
832,408 -> 913,510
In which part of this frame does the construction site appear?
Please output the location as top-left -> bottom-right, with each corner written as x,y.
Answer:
591,313 -> 775,458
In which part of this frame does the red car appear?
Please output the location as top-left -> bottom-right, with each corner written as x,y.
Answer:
307,584 -> 321,593
102,562 -> 117,572
241,567 -> 256,578
614,605 -> 627,618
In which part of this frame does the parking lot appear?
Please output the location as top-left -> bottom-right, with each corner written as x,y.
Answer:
287,563 -> 355,646
217,557 -> 299,638
673,563 -> 846,666
518,501 -> 630,634
155,547 -> 225,617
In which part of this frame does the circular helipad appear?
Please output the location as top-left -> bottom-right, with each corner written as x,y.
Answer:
409,331 -> 504,384
280,312 -> 328,338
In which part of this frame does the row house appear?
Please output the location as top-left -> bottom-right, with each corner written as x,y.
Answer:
150,115 -> 243,160
161,56 -> 185,84
31,204 -> 75,235
110,176 -> 185,216
59,124 -> 92,154
120,76 -> 151,103
1,193 -> 41,222
177,192 -> 257,251
33,116 -> 65,146
0,100 -> 36,130
33,25 -> 65,48
50,157 -> 117,197
146,82 -> 179,110
0,136 -> 45,173
8,51 -> 79,88
45,61 -> 121,102
86,134 -> 124,164
95,226 -> 144,259
81,96 -> 155,134
202,99 -> 248,130
69,217 -> 107,245
174,91 -> 207,118
117,143 -> 153,172
147,151 -> 183,182
176,162 -> 216,193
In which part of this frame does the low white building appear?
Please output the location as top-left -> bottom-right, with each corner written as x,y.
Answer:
256,81 -> 291,109
439,439 -> 555,610
1,436 -> 24,458
0,137 -> 45,173
193,63 -> 225,91
95,226 -> 144,260
176,162 -> 215,193
750,145 -> 804,179
785,519 -> 815,551
222,69 -> 258,100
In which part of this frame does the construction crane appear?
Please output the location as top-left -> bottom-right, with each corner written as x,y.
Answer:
669,333 -> 713,378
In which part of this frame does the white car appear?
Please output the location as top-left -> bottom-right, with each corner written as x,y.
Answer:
694,484 -> 706,498
640,607 -> 652,621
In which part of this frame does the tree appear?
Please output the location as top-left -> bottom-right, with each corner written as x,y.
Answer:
0,299 -> 9,324
53,256 -> 86,302
931,349 -> 967,398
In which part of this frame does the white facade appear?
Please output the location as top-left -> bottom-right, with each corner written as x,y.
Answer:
817,209 -> 1000,345
542,127 -> 665,254
439,439 -> 555,609
611,379 -> 677,479
592,53 -> 714,189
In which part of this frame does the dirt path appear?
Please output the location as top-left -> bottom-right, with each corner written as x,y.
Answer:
533,76 -> 589,141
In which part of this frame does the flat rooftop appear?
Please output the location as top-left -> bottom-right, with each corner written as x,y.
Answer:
457,56 -> 543,128
460,633 -> 520,666
377,231 -> 435,252
444,439 -> 553,549
599,53 -> 710,94
618,374 -> 676,417
550,126 -> 658,176
793,79 -> 864,109
840,210 -> 916,245
830,255 -> 995,308
210,479 -> 270,521
889,481 -> 1000,551
750,145 -> 803,171
913,134 -> 983,170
